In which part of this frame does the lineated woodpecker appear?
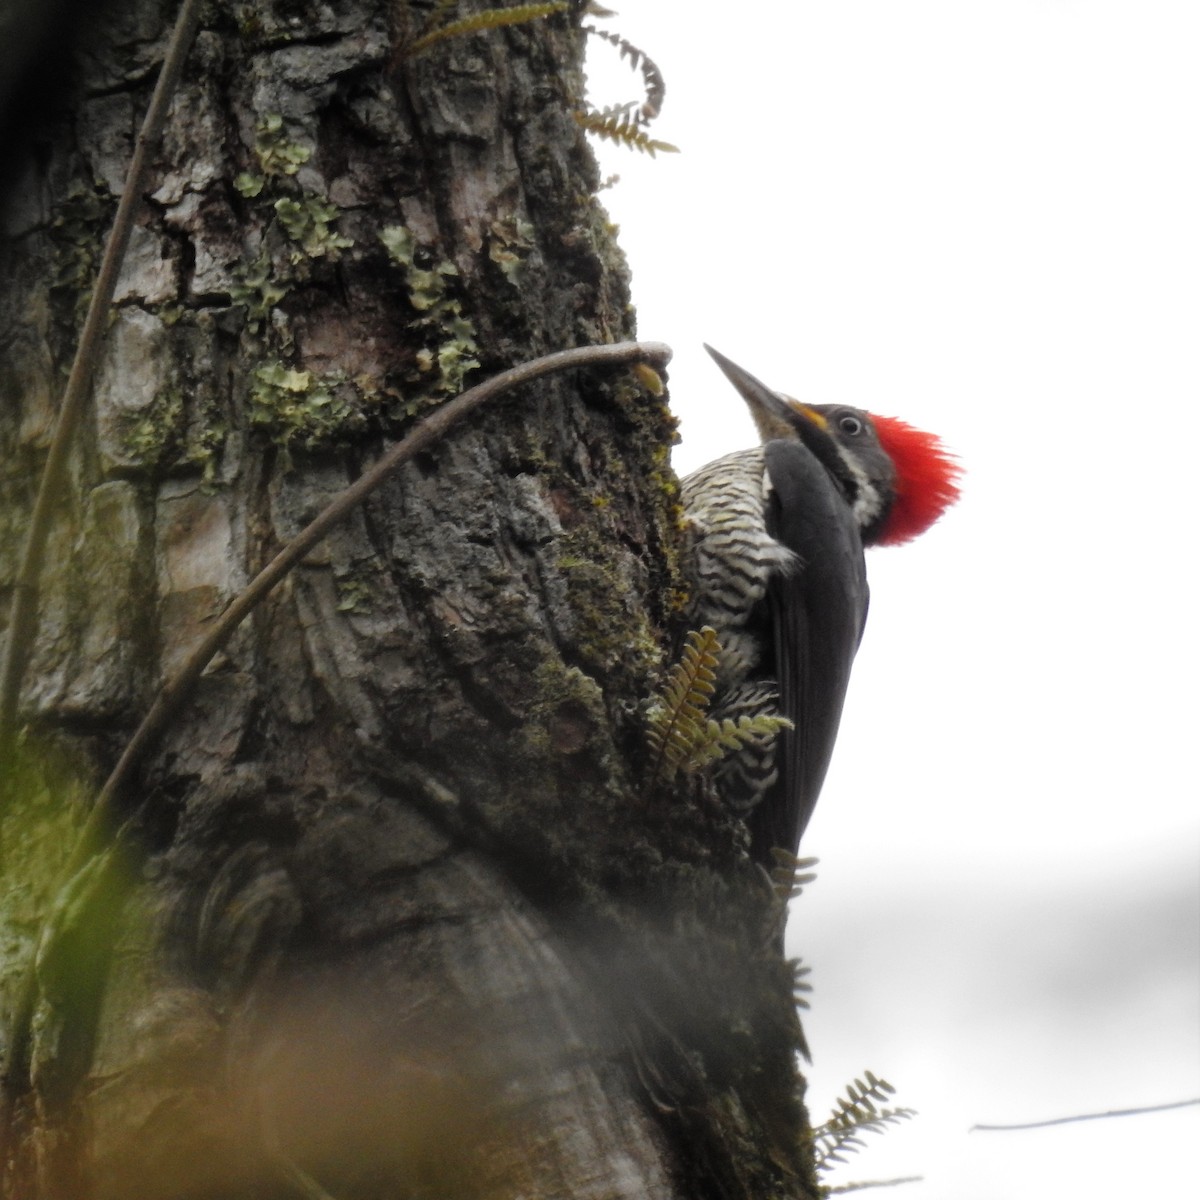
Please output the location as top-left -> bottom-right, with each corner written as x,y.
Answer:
681,346 -> 961,862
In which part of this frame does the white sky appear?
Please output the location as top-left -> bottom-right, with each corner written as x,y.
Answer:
587,2 -> 1200,1195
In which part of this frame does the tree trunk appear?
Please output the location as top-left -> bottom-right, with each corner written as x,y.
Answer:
0,2 -> 817,1197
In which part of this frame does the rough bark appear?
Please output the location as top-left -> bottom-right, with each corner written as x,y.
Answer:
0,2 -> 817,1197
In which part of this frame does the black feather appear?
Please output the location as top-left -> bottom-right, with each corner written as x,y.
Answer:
747,439 -> 869,861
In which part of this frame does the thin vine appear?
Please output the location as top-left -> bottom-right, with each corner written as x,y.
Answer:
0,0 -> 206,767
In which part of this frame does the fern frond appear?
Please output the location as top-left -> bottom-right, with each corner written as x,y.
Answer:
812,1073 -> 917,1172
788,957 -> 813,1010
768,848 -> 820,907
646,628 -> 793,784
688,712 -> 793,770
762,849 -> 818,947
646,627 -> 720,783
585,99 -> 643,128
408,2 -> 569,57
574,109 -> 678,157
585,25 -> 666,121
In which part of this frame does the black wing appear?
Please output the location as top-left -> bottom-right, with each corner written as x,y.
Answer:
747,439 -> 869,862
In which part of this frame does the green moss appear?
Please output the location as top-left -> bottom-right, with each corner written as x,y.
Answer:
186,417 -> 227,486
233,172 -> 265,199
274,195 -> 354,262
523,659 -> 608,752
380,225 -> 455,308
487,215 -> 537,287
235,113 -> 313,198
378,224 -> 414,263
380,225 -> 470,320
122,387 -> 185,469
605,375 -> 689,614
47,183 -> 115,322
247,361 -> 381,456
432,331 -> 479,398
231,3 -> 263,38
229,117 -> 352,341
335,576 -> 374,614
230,250 -> 290,332
555,524 -> 663,686
380,224 -> 481,412
120,383 -> 226,484
231,204 -> 338,329
255,114 -> 311,176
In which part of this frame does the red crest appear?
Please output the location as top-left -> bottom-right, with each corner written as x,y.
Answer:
871,415 -> 962,546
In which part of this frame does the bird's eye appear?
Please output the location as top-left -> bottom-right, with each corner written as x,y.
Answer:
839,415 -> 863,436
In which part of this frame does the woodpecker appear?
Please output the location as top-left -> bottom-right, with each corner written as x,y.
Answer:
681,346 -> 961,862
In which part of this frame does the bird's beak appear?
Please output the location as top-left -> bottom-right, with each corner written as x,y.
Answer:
703,344 -> 828,444
703,344 -> 860,503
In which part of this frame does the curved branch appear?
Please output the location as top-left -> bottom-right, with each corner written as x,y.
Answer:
0,339 -> 671,1113
89,339 -> 671,854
